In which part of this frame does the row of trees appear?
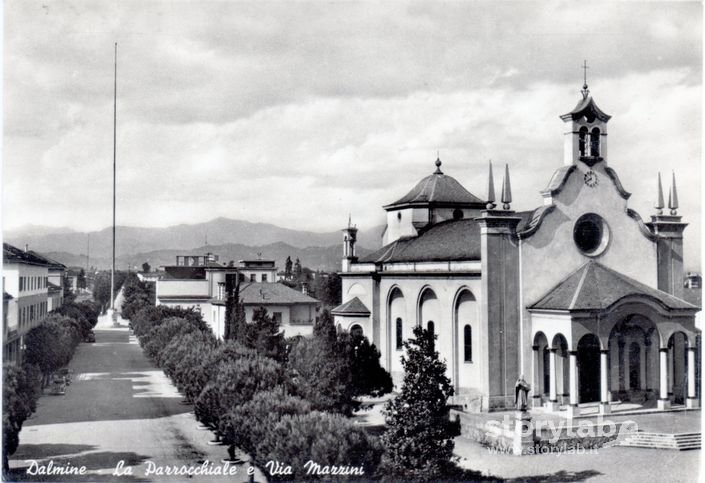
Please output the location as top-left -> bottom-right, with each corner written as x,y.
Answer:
2,300 -> 99,475
121,274 -> 389,479
121,273 -> 472,481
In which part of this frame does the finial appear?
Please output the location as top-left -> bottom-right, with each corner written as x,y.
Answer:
348,213 -> 352,228
668,170 -> 679,215
501,163 -> 512,210
581,60 -> 590,99
434,154 -> 443,174
486,160 -> 496,209
655,172 -> 664,215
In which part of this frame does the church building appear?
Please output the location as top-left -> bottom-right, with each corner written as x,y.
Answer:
333,82 -> 701,416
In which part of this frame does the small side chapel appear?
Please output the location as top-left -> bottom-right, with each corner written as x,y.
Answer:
333,80 -> 701,415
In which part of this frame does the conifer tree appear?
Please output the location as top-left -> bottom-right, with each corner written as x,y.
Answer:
380,325 -> 455,480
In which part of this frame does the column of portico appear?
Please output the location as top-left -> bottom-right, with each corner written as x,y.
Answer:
547,347 -> 559,411
658,347 -> 671,410
532,345 -> 542,408
600,349 -> 611,414
567,350 -> 580,418
667,343 -> 674,398
687,346 -> 699,408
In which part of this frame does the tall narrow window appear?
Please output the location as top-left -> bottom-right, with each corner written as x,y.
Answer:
590,127 -> 601,157
396,318 -> 403,350
427,321 -> 435,337
464,325 -> 472,362
578,126 -> 588,157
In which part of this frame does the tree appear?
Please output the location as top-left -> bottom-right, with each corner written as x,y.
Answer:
3,364 -> 40,473
195,356 -> 286,430
242,307 -> 286,363
77,269 -> 87,291
380,325 -> 455,480
284,256 -> 293,279
288,311 -> 356,415
256,411 -> 382,480
141,262 -> 151,273
313,272 -> 342,308
343,332 -> 393,398
220,386 -> 311,458
293,258 -> 302,281
24,315 -> 81,385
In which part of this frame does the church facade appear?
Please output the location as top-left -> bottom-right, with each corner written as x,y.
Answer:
332,84 -> 700,416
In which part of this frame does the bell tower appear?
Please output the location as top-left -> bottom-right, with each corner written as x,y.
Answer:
341,215 -> 359,272
561,61 -> 611,167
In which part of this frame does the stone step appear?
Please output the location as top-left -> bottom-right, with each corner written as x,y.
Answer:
618,431 -> 701,450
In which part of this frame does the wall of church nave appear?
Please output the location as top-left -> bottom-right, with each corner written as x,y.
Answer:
378,277 -> 484,394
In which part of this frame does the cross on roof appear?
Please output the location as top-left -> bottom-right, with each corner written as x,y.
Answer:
582,60 -> 589,86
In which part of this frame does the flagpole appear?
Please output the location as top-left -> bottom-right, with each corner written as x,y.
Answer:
110,42 -> 117,322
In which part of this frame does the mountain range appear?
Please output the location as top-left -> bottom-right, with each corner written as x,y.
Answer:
4,218 -> 384,272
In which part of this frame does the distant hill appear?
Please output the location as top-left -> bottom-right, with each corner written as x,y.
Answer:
5,217 -> 385,262
45,241 -> 373,272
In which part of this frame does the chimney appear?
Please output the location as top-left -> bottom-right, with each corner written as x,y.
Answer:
301,283 -> 309,296
24,244 -> 29,252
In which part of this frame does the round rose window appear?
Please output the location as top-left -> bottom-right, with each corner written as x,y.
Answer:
573,213 -> 609,256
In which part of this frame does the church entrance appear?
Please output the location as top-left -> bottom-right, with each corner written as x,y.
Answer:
629,342 -> 641,390
608,315 -> 658,403
578,334 -> 600,403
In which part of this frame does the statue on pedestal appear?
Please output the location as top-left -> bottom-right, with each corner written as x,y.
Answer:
515,374 -> 531,412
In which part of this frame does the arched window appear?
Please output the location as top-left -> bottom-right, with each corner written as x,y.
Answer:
350,324 -> 363,338
464,325 -> 472,362
578,126 -> 588,157
590,127 -> 601,157
396,318 -> 403,350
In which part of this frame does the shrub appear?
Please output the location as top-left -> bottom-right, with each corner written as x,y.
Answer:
255,411 -> 382,480
220,386 -> 311,454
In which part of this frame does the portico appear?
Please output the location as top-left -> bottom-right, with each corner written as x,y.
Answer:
529,262 -> 699,417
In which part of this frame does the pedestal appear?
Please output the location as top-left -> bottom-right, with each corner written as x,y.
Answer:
512,411 -> 534,455
657,398 -> 671,410
566,404 -> 580,419
545,400 -> 560,412
599,401 -> 611,415
686,398 -> 700,409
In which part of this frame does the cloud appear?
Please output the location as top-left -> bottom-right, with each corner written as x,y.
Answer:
2,0 -> 701,267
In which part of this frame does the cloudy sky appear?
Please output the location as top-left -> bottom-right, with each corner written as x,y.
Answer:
2,1 -> 702,266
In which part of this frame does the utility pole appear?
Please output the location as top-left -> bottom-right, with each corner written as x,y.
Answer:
109,42 -> 118,325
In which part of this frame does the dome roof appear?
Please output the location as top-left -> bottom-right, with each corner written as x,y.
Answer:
383,158 -> 485,210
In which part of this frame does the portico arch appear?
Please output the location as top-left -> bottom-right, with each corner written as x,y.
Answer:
668,331 -> 689,404
607,314 -> 658,403
577,333 -> 601,403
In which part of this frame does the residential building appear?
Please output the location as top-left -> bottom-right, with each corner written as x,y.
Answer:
155,254 -> 319,339
2,243 -> 65,364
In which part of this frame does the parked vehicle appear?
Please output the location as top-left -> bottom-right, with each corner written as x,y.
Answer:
85,331 -> 96,343
57,368 -> 73,385
49,375 -> 66,395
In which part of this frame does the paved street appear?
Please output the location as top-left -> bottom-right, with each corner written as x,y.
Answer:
9,315 -> 263,482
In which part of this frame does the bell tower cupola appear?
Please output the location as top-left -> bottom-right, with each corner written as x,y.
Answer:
560,61 -> 611,167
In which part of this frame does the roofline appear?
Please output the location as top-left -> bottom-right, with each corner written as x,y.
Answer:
331,310 -> 370,316
383,201 -> 487,211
